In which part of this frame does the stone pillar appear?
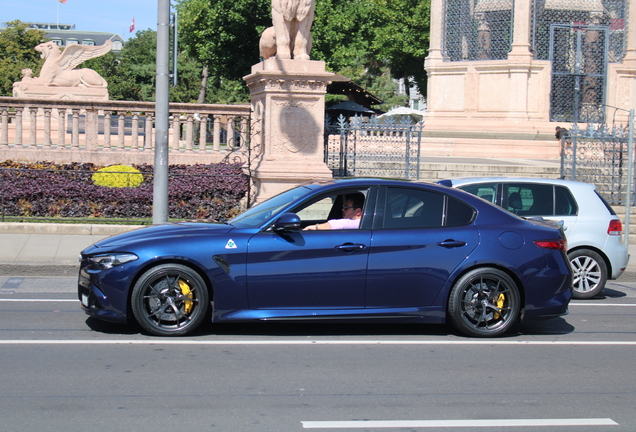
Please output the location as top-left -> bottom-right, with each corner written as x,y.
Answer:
607,0 -> 636,123
506,0 -> 534,121
244,58 -> 334,203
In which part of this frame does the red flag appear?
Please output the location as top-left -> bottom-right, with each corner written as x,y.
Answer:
129,18 -> 135,33
58,0 -> 66,3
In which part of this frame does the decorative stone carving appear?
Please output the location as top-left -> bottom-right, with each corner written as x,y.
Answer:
265,0 -> 314,60
13,40 -> 112,100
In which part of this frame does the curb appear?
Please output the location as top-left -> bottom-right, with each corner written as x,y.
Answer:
0,223 -> 143,236
0,263 -> 79,277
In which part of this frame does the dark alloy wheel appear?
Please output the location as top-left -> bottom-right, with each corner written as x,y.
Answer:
131,264 -> 210,336
448,268 -> 521,338
569,249 -> 607,299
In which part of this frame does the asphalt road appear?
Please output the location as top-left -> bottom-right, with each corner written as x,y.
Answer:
0,276 -> 635,432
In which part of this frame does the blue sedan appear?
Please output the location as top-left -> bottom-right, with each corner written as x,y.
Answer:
78,179 -> 572,338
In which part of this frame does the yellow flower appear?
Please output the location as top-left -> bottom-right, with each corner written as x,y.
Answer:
92,165 -> 144,188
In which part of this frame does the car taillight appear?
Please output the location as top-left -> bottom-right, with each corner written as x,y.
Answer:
608,219 -> 622,236
534,239 -> 567,251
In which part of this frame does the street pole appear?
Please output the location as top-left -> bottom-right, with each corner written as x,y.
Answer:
153,0 -> 171,224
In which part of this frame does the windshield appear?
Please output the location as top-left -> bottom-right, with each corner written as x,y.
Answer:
229,186 -> 313,228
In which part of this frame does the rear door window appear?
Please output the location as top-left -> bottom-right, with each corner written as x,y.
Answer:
505,183 -> 554,216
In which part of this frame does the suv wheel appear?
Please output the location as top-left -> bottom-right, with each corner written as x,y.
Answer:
569,249 -> 607,299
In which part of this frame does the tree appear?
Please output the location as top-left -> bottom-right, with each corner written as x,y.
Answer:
0,20 -> 46,96
85,28 -> 242,103
176,0 -> 271,82
367,0 -> 430,98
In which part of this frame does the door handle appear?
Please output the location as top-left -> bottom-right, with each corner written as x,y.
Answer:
437,239 -> 467,248
335,243 -> 367,252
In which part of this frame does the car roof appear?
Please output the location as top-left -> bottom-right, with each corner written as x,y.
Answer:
438,177 -> 597,190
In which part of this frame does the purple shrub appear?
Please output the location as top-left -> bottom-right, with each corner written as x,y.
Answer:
0,161 -> 248,222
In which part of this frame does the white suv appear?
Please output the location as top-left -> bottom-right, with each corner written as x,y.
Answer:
438,177 -> 629,299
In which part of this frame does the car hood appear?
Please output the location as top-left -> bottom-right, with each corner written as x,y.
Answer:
87,222 -> 236,250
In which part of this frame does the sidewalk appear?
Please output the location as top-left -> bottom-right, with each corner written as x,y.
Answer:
0,222 -> 634,277
0,223 -> 140,276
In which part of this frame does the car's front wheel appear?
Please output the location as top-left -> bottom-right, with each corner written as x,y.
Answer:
448,268 -> 521,338
131,264 -> 210,336
569,249 -> 607,299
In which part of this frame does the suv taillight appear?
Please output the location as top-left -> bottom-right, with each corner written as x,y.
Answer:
534,239 -> 567,251
608,219 -> 622,236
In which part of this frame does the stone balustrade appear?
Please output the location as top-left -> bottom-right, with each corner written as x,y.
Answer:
0,97 -> 252,166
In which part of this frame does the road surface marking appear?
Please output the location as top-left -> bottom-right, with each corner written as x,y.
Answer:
0,340 -> 635,345
301,418 -> 618,428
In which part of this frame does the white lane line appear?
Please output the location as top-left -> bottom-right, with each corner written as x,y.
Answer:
570,303 -> 636,306
0,299 -> 77,302
0,340 -> 635,345
301,418 -> 619,428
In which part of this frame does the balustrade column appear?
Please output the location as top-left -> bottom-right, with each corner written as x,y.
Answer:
226,117 -> 235,150
198,114 -> 208,152
239,117 -> 248,151
71,110 -> 80,149
144,113 -> 153,150
43,108 -> 52,148
103,112 -> 112,150
29,107 -> 37,148
131,113 -> 139,150
0,108 -> 8,148
15,108 -> 23,146
117,111 -> 126,150
57,109 -> 66,149
172,115 -> 181,151
185,114 -> 194,152
213,115 -> 221,152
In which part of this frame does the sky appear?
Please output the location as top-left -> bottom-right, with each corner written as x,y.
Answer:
1,0 -> 162,39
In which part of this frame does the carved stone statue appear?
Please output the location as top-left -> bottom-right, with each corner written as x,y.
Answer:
32,40 -> 112,87
13,40 -> 112,100
265,0 -> 314,60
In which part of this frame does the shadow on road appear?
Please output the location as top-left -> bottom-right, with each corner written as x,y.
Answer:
85,316 -> 574,338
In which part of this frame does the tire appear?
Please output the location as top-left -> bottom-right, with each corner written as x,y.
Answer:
569,249 -> 607,299
131,264 -> 210,336
448,268 -> 521,338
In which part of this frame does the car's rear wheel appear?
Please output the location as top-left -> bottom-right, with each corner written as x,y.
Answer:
448,268 -> 520,338
131,264 -> 209,336
569,249 -> 607,299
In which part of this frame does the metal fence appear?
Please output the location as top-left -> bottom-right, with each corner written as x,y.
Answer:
560,109 -> 635,207
324,115 -> 424,180
0,166 -> 249,224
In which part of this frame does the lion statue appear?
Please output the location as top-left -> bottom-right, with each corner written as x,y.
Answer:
264,0 -> 314,60
32,40 -> 112,87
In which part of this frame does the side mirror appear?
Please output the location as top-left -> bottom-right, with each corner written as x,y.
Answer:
273,213 -> 302,232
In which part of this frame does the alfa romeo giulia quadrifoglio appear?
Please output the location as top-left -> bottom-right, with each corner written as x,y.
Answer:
79,178 -> 572,338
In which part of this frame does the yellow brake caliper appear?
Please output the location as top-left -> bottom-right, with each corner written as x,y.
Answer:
493,293 -> 506,319
178,279 -> 194,315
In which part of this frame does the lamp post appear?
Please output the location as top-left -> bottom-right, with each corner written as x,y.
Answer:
153,0 -> 171,224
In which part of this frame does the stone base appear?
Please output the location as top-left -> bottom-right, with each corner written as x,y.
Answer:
245,59 -> 335,204
12,84 -> 109,101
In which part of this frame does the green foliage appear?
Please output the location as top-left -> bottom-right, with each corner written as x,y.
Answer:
176,0 -> 271,82
176,0 -> 430,99
92,165 -> 144,188
0,20 -> 47,96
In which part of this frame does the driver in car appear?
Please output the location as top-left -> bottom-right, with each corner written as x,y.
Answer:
304,194 -> 364,230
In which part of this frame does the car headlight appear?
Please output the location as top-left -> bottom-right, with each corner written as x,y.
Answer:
89,253 -> 138,270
